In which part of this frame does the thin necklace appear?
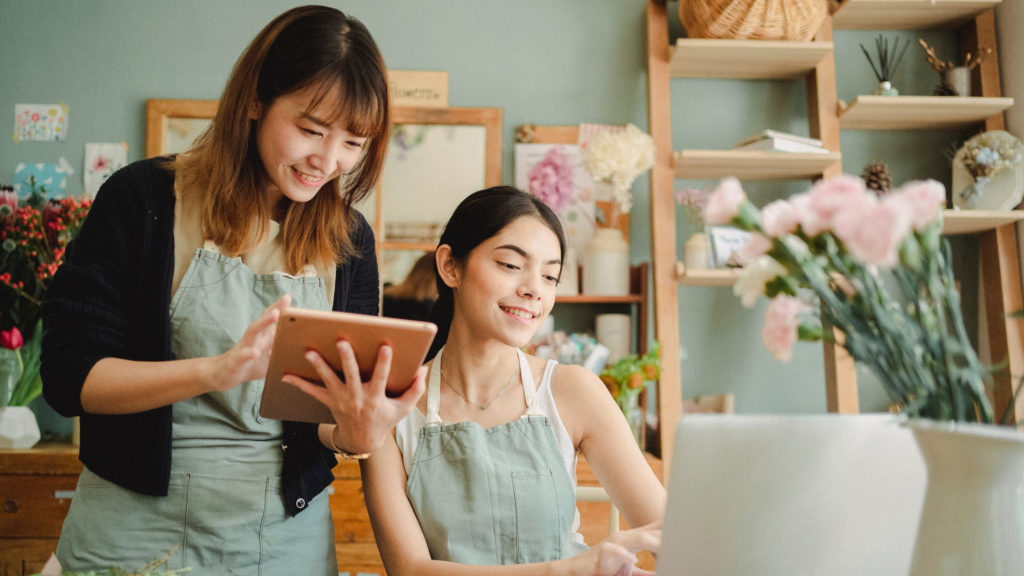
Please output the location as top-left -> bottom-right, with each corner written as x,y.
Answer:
441,352 -> 519,411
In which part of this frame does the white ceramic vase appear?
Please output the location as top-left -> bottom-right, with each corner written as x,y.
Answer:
684,232 -> 710,270
943,66 -> 971,97
0,406 -> 41,449
907,420 -> 1024,575
582,228 -> 630,296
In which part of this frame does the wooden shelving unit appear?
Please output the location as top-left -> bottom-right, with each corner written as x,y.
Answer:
675,150 -> 842,180
646,0 -> 844,464
833,0 -> 1002,30
839,95 -> 1014,130
646,0 -> 1022,464
670,39 -> 832,79
831,0 -> 1022,423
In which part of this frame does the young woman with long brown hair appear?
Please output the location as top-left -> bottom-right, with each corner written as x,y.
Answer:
41,6 -> 421,574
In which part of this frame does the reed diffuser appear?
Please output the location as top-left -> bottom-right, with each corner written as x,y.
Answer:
860,34 -> 910,96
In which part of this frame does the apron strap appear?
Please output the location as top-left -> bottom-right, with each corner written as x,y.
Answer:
425,348 -> 444,425
429,347 -> 551,421
518,348 -> 549,417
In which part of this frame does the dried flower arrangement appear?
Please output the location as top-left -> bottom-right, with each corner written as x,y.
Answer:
580,124 -> 655,221
960,130 -> 1024,183
918,38 -> 990,74
675,187 -> 710,233
918,38 -> 992,96
956,130 -> 1024,206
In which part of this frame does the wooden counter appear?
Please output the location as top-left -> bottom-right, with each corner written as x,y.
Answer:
1,445 -> 662,575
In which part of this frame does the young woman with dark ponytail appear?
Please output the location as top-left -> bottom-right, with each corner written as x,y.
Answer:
362,186 -> 665,576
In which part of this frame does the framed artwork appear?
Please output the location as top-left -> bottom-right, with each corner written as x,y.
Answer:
707,226 -> 752,269
514,143 -> 597,254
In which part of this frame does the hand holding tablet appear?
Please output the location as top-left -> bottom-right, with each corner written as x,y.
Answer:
259,307 -> 437,424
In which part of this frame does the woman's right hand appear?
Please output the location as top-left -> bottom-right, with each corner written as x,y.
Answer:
570,520 -> 662,576
206,294 -> 292,392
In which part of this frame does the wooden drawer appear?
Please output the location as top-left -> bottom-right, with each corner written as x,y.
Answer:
0,475 -> 77,539
0,538 -> 60,576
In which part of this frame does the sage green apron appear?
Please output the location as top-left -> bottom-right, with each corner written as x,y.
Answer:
406,347 -> 585,565
58,243 -> 336,575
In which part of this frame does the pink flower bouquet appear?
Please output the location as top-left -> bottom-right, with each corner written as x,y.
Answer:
706,175 -> 996,423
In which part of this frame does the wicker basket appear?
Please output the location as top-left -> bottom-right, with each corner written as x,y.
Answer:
679,0 -> 828,42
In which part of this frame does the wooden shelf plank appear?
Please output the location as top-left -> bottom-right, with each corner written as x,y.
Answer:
942,209 -> 1024,235
555,294 -> 644,304
670,39 -> 832,79
834,0 -> 1001,30
675,264 -> 742,287
668,212 -> 1024,287
674,149 -> 841,180
839,95 -> 1014,130
381,240 -> 436,252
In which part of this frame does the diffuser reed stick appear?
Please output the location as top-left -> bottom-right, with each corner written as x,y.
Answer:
860,34 -> 910,83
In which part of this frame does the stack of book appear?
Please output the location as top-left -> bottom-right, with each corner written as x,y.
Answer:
733,130 -> 828,154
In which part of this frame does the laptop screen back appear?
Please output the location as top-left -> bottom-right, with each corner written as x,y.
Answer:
656,414 -> 925,576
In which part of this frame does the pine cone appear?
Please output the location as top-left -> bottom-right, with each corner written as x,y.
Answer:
861,161 -> 892,196
933,82 -> 959,96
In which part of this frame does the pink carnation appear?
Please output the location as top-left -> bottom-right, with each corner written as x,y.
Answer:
890,179 -> 945,231
833,198 -> 912,268
704,177 -> 746,225
762,295 -> 810,362
737,232 -> 772,263
804,175 -> 874,236
528,146 -> 574,214
761,198 -> 801,238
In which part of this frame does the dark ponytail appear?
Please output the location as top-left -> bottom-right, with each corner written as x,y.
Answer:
425,186 -> 566,361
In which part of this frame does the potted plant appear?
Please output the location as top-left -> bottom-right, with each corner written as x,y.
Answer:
705,174 -> 1024,574
0,180 -> 92,448
599,342 -> 660,449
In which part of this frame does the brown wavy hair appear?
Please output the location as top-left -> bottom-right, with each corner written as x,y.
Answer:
172,5 -> 390,272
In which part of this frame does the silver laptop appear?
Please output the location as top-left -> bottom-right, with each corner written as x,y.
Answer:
656,414 -> 925,576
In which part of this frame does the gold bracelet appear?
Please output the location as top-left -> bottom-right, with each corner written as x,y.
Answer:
329,426 -> 370,460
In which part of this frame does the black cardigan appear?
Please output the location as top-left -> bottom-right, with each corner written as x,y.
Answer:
41,157 -> 380,516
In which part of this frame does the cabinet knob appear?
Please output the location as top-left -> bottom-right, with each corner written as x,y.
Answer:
3,499 -> 17,513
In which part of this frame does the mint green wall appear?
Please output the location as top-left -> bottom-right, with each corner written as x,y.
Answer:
1,1 -> 974,433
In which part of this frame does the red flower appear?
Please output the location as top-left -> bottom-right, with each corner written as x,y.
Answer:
41,199 -> 62,247
1,327 -> 23,350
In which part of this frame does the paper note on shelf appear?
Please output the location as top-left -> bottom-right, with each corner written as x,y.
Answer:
735,129 -> 822,148
733,137 -> 829,154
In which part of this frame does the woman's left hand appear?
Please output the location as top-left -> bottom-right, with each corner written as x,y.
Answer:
283,341 -> 426,454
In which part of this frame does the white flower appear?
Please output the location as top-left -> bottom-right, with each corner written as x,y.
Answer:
734,255 -> 787,308
581,124 -> 655,215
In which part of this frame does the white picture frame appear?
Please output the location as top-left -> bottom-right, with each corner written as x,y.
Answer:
707,226 -> 752,269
